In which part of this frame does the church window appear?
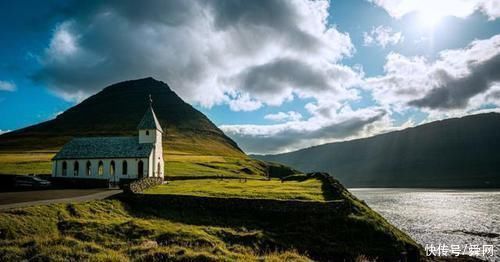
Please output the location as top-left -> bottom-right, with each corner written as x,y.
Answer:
146,130 -> 149,136
73,161 -> 79,176
122,160 -> 128,175
86,161 -> 91,176
98,161 -> 104,175
62,161 -> 67,176
110,161 -> 115,176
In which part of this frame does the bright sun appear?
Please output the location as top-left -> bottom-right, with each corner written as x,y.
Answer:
418,10 -> 443,29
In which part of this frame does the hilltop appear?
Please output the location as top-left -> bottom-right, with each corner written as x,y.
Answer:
255,113 -> 500,188
0,77 -> 241,156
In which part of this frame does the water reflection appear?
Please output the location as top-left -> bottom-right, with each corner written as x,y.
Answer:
350,188 -> 500,261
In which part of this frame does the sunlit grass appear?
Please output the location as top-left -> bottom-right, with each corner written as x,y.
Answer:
145,179 -> 326,201
0,152 -> 55,175
0,200 -> 311,261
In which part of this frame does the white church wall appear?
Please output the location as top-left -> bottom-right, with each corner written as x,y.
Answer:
53,158 -> 151,181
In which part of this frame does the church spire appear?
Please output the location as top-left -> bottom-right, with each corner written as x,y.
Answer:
137,95 -> 163,133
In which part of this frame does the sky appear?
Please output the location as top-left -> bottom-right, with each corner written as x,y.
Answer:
1,0 -> 500,154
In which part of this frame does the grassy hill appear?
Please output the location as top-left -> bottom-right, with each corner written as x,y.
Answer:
0,175 -> 423,261
0,77 -> 266,177
255,113 -> 500,188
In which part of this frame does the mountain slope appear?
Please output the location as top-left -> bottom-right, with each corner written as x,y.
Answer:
255,113 -> 500,188
0,77 -> 242,156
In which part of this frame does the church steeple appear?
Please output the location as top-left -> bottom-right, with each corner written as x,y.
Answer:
137,95 -> 163,133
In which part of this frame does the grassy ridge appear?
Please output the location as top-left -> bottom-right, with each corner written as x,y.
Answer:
0,176 -> 422,261
145,179 -> 326,201
0,200 -> 309,261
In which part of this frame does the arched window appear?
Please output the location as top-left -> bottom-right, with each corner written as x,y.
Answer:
98,161 -> 104,176
138,160 -> 144,178
62,161 -> 67,176
73,161 -> 79,176
146,130 -> 149,136
110,161 -> 115,176
86,161 -> 92,176
122,160 -> 128,175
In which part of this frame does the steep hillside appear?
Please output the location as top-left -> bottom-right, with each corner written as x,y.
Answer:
255,113 -> 500,188
0,77 -> 241,156
0,78 -> 272,177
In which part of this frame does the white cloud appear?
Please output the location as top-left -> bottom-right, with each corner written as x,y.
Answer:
363,26 -> 403,48
369,0 -> 500,20
34,0 -> 359,111
365,34 -> 500,118
0,130 -> 11,135
264,111 -> 302,122
226,93 -> 262,112
0,80 -> 16,92
221,107 -> 388,154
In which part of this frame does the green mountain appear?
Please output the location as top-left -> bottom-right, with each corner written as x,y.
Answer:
255,113 -> 500,188
0,77 -> 242,157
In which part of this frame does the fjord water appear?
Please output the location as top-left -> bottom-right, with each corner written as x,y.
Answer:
350,188 -> 500,261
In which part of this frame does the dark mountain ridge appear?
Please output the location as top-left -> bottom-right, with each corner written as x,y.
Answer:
0,77 -> 242,156
255,113 -> 500,188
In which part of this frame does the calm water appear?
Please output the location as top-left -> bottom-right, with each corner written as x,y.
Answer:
350,188 -> 500,261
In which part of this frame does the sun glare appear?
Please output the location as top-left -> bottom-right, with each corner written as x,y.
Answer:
417,9 -> 444,29
418,10 -> 442,28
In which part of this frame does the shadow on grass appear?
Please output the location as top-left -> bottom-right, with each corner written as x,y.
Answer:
112,189 -> 420,262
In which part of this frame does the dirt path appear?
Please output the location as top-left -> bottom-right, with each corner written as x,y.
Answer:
0,189 -> 122,210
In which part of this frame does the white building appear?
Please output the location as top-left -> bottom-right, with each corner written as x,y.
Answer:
51,99 -> 164,183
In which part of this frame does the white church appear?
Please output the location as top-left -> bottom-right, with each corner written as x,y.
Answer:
51,97 -> 164,183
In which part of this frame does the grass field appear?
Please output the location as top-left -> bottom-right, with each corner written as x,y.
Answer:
145,179 -> 327,201
0,200 -> 310,261
0,150 -> 268,179
0,152 -> 55,175
0,178 -> 422,261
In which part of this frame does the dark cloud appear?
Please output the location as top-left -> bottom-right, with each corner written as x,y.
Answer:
207,0 -> 318,50
237,58 -> 330,95
409,54 -> 500,109
32,0 -> 354,107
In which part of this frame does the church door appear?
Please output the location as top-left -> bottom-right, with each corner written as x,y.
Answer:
138,160 -> 144,178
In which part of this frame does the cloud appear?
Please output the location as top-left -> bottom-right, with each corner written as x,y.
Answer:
409,53 -> 500,109
34,0 -> 358,110
0,130 -> 11,135
363,26 -> 403,48
221,107 -> 387,154
226,93 -> 262,112
0,80 -> 16,92
369,0 -> 500,20
365,34 -> 500,114
264,111 -> 302,122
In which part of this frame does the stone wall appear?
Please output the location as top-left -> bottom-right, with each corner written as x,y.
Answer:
125,177 -> 163,193
120,193 -> 347,215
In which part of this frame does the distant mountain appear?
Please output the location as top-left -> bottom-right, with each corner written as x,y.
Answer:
0,77 -> 243,156
255,113 -> 500,188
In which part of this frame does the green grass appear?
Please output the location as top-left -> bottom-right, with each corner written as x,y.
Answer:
165,154 -> 267,179
0,176 -> 422,261
0,200 -> 311,261
145,179 -> 326,201
0,152 -> 55,175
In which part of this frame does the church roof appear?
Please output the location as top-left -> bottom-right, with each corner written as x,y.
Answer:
53,137 -> 153,160
137,106 -> 163,132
